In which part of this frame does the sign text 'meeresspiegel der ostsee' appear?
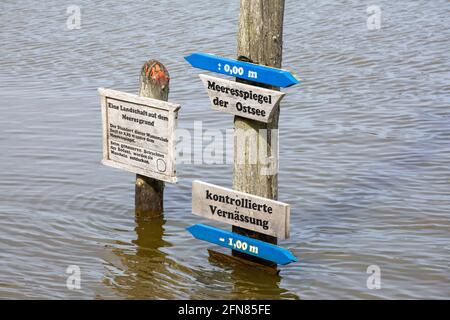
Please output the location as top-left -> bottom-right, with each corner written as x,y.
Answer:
192,181 -> 290,239
199,74 -> 285,123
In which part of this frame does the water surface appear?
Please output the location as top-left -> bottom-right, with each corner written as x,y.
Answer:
0,0 -> 449,299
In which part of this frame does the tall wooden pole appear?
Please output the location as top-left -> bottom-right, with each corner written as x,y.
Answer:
233,0 -> 285,267
135,60 -> 170,220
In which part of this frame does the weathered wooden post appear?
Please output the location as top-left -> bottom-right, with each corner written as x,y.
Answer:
99,59 -> 179,220
232,0 -> 285,266
184,0 -> 298,270
135,60 -> 170,220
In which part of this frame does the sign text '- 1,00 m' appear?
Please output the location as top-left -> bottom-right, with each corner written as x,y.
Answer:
186,224 -> 297,265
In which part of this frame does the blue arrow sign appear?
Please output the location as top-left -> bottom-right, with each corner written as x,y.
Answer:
186,224 -> 297,265
184,52 -> 300,88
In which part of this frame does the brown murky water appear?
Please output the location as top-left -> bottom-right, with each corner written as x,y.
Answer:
0,0 -> 449,299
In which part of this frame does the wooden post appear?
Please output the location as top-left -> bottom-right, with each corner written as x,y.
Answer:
135,60 -> 170,220
232,0 -> 285,267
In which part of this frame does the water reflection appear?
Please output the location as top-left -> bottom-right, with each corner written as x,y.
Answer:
132,217 -> 168,259
104,217 -> 182,299
207,250 -> 300,300
103,215 -> 298,299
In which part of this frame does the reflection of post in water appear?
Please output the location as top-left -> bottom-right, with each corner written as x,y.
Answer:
208,249 -> 299,299
132,216 -> 168,260
105,217 -> 177,299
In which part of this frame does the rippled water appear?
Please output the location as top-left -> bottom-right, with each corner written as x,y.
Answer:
0,0 -> 449,299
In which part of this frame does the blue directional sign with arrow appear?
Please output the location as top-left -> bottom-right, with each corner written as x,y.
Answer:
186,224 -> 297,265
185,52 -> 300,88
